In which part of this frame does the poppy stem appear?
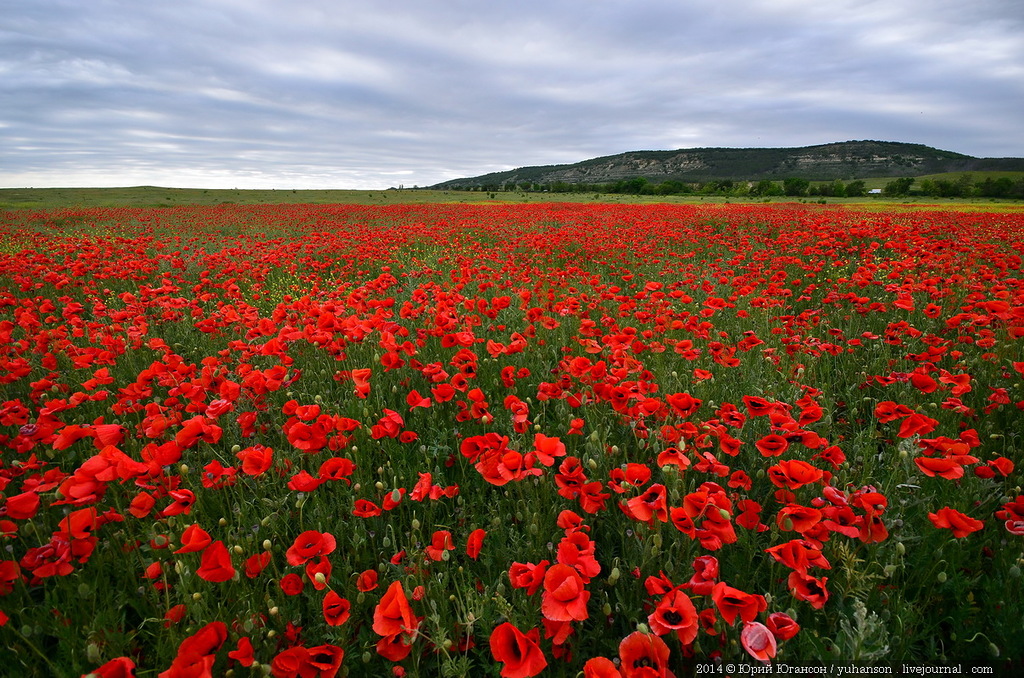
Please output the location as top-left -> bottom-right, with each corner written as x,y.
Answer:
10,626 -> 61,677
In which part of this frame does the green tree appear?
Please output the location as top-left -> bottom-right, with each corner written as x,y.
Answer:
845,180 -> 866,197
883,177 -> 914,197
752,179 -> 783,196
783,177 -> 809,197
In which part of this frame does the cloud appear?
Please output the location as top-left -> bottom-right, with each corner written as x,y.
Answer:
1,0 -> 1022,188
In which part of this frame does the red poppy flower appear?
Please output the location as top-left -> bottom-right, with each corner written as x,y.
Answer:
373,580 -> 422,639
352,499 -> 382,518
425,530 -> 455,561
928,506 -> 984,537
766,612 -> 801,641
490,622 -> 547,678
174,523 -> 212,554
164,621 -> 227,677
755,434 -> 789,457
767,459 -> 824,490
323,590 -> 351,626
196,541 -> 235,583
236,445 -> 273,476
897,412 -> 939,438
305,645 -> 344,677
245,552 -> 271,579
776,504 -> 823,533
648,588 -> 698,644
624,483 -> 668,525
741,621 -> 777,661
305,555 -> 332,590
542,563 -> 590,622
915,456 -> 965,480
787,571 -> 830,609
685,555 -> 720,595
711,582 -> 767,625
532,433 -> 566,466
556,531 -> 601,582
89,657 -> 137,678
356,569 -> 379,592
618,632 -> 673,678
466,528 -> 486,560
279,572 -> 304,596
228,636 -> 255,667
286,530 -> 337,566
742,395 -> 775,417
583,657 -> 621,678
271,646 -> 310,678
509,560 -> 549,596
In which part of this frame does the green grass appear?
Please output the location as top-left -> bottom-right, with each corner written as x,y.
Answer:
3,185 -> 1023,210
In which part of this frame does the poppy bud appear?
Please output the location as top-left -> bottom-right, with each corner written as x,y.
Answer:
219,517 -> 227,526
411,518 -> 421,531
590,431 -> 600,443
262,539 -> 272,551
1008,565 -> 1020,579
608,567 -> 620,585
269,606 -> 278,616
314,572 -> 326,585
636,623 -> 650,634
989,643 -> 1000,658
86,642 -> 101,664
375,481 -> 384,491
180,464 -> 189,474
611,445 -> 620,455
587,458 -> 598,470
383,536 -> 392,548
233,545 -> 244,555
362,651 -> 372,663
193,592 -> 202,601
936,572 -> 947,583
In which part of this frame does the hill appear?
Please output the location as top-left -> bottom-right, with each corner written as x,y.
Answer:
430,140 -> 1024,189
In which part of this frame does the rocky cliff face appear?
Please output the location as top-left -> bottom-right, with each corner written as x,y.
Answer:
431,141 -> 1023,188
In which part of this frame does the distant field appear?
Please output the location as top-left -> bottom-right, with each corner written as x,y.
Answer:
1,185 -> 1022,209
914,170 -> 1024,183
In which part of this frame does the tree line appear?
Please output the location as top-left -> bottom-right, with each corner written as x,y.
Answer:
449,174 -> 1024,199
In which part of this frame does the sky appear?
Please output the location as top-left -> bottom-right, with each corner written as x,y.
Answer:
3,0 -> 1023,189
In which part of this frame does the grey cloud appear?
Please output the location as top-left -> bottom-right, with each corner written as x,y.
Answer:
1,0 -> 1022,188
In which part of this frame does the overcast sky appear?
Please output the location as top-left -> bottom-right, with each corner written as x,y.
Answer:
3,0 -> 1023,189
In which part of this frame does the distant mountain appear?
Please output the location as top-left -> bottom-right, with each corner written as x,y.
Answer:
430,141 -> 1024,189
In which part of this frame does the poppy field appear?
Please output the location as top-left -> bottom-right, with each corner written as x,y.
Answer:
1,201 -> 1022,677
